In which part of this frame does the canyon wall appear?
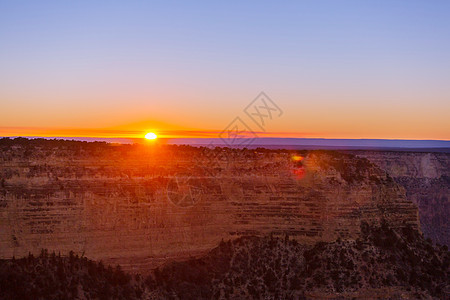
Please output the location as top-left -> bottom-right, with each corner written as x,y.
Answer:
351,151 -> 449,246
0,140 -> 419,272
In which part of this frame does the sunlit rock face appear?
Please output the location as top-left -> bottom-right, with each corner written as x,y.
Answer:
351,151 -> 449,246
0,140 -> 419,272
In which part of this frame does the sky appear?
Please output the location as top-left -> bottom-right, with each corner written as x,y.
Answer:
1,1 -> 449,140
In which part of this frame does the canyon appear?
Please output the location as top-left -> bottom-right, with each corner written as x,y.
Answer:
0,139 -> 430,274
351,150 -> 449,247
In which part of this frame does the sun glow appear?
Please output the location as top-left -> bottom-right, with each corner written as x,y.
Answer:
145,132 -> 157,140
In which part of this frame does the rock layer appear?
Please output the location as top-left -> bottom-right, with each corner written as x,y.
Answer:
351,151 -> 449,246
0,140 -> 419,272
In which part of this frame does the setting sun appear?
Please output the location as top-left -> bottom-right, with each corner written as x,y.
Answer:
145,132 -> 157,140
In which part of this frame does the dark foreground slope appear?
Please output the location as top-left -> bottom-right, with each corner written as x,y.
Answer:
1,223 -> 448,299
149,222 -> 449,299
0,250 -> 145,300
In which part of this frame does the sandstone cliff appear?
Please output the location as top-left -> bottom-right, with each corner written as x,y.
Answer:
0,139 -> 419,272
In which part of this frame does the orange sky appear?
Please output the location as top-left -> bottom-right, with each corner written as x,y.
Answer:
1,112 -> 448,141
1,90 -> 449,140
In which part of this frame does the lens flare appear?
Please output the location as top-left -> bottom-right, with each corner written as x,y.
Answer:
292,155 -> 303,161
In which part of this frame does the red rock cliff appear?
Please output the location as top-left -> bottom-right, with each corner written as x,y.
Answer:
0,141 -> 419,272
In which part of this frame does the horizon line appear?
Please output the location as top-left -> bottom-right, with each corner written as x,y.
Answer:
1,126 -> 450,141
3,136 -> 450,143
